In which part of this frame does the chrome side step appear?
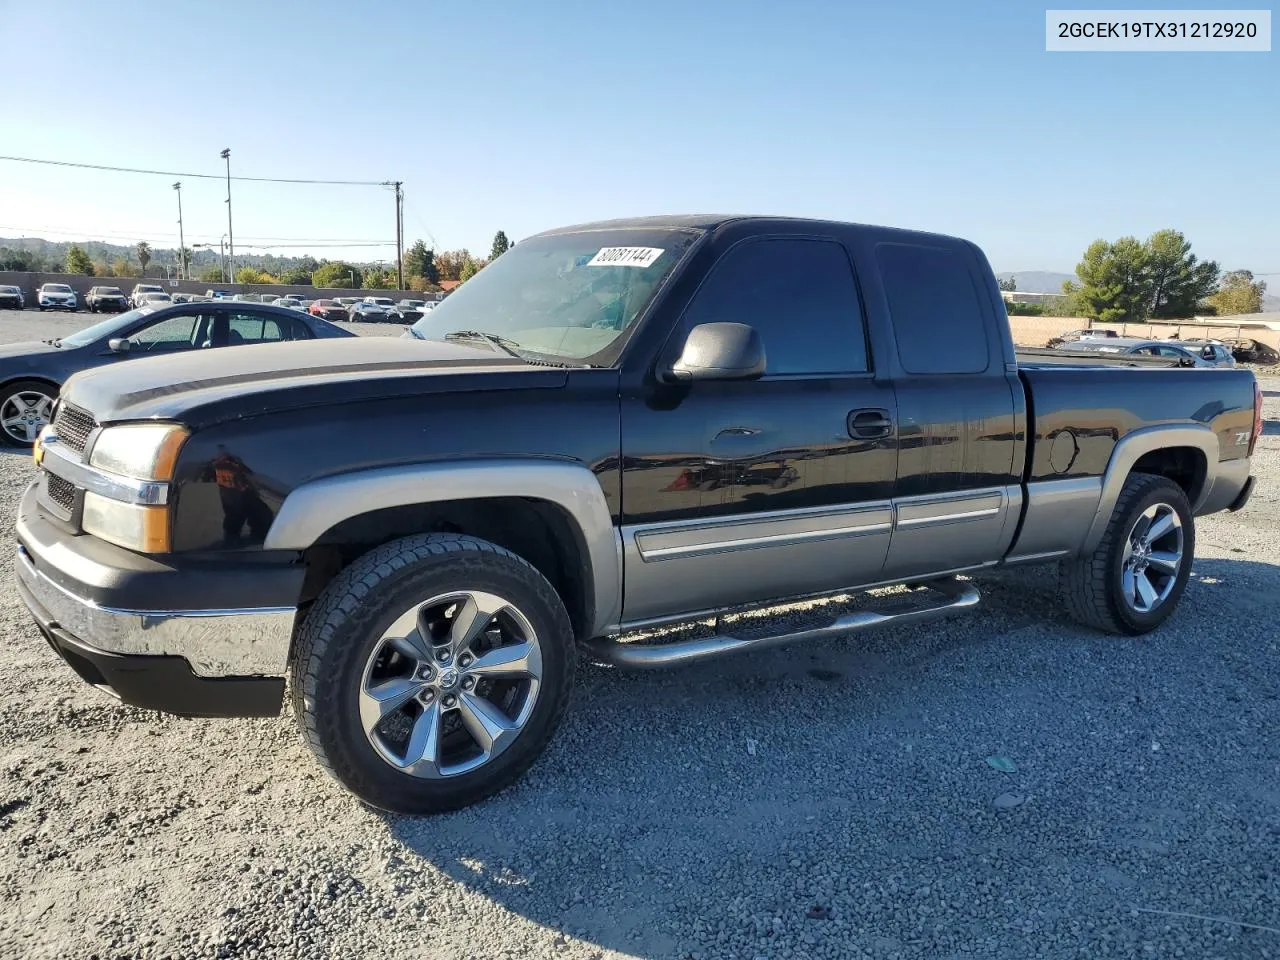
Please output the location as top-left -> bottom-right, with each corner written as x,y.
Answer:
582,578 -> 980,669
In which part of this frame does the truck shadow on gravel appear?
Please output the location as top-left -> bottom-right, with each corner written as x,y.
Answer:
382,556 -> 1280,959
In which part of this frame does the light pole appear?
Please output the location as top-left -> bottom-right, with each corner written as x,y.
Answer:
220,148 -> 235,285
172,182 -> 185,280
192,237 -> 229,284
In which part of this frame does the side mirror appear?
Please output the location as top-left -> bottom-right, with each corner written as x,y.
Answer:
663,322 -> 766,383
107,338 -> 132,354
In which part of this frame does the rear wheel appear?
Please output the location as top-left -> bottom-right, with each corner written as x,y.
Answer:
291,533 -> 576,814
1060,473 -> 1193,635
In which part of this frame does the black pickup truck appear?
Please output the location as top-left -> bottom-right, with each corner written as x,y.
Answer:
16,215 -> 1260,813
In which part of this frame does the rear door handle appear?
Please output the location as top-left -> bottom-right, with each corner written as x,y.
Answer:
848,408 -> 893,440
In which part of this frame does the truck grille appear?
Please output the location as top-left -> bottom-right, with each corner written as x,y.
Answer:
53,403 -> 96,455
45,474 -> 76,513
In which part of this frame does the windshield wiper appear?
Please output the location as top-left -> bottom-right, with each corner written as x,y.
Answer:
442,330 -> 525,359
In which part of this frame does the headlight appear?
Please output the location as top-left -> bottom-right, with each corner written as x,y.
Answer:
82,492 -> 171,553
89,423 -> 188,481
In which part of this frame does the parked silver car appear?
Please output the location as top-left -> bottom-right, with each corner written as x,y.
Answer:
1059,337 -> 1236,367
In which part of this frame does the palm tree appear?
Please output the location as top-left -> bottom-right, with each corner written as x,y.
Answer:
135,241 -> 152,277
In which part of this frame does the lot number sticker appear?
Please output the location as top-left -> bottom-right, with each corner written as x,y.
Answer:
587,247 -> 665,268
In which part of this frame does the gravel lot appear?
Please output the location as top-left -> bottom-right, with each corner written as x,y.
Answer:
1,308 -> 1277,960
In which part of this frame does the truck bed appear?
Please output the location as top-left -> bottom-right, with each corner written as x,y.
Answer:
1018,363 -> 1256,483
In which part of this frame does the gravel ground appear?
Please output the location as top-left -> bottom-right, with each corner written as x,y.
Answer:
1,308 -> 1277,960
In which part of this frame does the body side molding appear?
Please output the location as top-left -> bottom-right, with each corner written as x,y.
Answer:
263,459 -> 623,636
1081,423 -> 1218,554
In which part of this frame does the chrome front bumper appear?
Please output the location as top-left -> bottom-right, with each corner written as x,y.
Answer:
15,545 -> 296,678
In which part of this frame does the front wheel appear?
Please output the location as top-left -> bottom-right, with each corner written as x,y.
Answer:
1060,473 -> 1194,635
0,379 -> 58,447
291,533 -> 575,814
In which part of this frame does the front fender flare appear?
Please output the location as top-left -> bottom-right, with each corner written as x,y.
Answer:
264,459 -> 622,637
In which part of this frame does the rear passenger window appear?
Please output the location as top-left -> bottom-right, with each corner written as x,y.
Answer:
877,243 -> 990,374
682,238 -> 868,375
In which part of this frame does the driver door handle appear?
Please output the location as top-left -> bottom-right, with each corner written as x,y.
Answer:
848,408 -> 893,440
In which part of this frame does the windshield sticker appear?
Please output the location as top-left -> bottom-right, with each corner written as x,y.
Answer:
587,247 -> 665,268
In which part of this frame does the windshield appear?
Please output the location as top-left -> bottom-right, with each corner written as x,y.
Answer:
101,287 -> 122,295
408,228 -> 700,364
60,307 -> 155,347
44,284 -> 73,293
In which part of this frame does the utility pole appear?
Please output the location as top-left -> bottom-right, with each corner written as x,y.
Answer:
393,181 -> 404,291
172,182 -> 185,280
220,236 -> 227,283
220,148 -> 235,285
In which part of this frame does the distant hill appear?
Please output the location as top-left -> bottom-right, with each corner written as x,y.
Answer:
1263,293 -> 1280,312
0,236 -> 378,274
997,271 -> 1074,294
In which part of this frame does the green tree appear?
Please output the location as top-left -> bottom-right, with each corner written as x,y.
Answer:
421,248 -> 439,284
312,261 -> 361,289
65,245 -> 95,275
404,240 -> 434,280
1144,229 -> 1219,319
997,276 -> 1016,292
362,267 -> 393,289
1071,236 -> 1153,323
135,241 -> 152,277
198,264 -> 225,283
235,267 -> 279,284
0,247 -> 45,271
1208,270 -> 1267,316
490,230 -> 510,260
459,258 -> 480,283
278,257 -> 319,285
111,257 -> 141,278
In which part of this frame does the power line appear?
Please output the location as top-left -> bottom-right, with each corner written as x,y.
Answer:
0,225 -> 396,246
233,242 -> 397,250
0,154 -> 392,187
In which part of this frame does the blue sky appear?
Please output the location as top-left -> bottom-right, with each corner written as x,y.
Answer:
1,0 -> 1276,275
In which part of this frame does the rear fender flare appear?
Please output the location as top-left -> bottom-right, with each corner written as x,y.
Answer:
1082,424 -> 1217,554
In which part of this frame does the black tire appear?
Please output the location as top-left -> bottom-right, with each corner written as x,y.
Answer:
1060,472 -> 1194,635
291,532 -> 576,814
0,379 -> 59,448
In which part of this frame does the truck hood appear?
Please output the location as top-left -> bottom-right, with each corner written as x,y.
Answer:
61,336 -> 561,425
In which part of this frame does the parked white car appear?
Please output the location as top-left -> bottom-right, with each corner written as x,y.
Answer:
129,283 -> 165,308
36,284 -> 78,311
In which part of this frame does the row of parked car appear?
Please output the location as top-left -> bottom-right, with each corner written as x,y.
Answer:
0,283 -> 439,324
1047,327 -> 1279,366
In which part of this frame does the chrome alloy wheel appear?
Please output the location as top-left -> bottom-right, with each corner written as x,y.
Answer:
1121,502 -> 1184,613
1,391 -> 54,444
358,591 -> 543,779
